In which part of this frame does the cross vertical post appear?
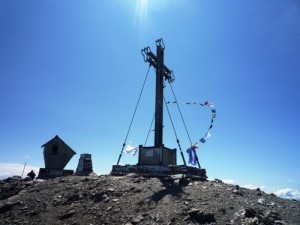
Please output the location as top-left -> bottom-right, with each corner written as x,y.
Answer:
141,38 -> 175,148
154,42 -> 164,147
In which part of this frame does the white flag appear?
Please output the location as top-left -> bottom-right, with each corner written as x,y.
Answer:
208,103 -> 215,109
123,145 -> 138,155
205,131 -> 212,139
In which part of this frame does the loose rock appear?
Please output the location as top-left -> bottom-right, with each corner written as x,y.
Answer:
0,175 -> 299,225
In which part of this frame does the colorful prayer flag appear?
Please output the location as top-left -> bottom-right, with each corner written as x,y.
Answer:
167,99 -> 216,148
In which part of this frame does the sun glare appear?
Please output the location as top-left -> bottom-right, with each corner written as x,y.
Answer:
132,0 -> 174,30
134,0 -> 149,28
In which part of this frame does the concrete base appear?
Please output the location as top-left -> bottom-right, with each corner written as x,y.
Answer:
111,164 -> 207,181
37,168 -> 74,179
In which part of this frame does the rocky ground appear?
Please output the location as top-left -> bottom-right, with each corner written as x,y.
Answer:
0,174 -> 299,225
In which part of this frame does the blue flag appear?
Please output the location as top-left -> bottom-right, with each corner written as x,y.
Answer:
200,138 -> 206,143
187,147 -> 197,165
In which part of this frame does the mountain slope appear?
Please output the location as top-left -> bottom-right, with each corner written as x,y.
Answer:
1,175 -> 299,225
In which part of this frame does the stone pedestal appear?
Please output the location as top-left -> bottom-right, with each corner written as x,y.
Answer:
76,154 -> 93,176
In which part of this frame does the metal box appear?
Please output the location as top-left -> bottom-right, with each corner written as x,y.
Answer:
138,145 -> 176,166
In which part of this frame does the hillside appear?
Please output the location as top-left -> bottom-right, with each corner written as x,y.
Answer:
0,175 -> 299,225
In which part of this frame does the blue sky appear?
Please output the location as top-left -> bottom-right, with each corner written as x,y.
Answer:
1,0 -> 300,199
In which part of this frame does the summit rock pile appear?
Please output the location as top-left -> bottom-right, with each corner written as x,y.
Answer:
0,175 -> 299,225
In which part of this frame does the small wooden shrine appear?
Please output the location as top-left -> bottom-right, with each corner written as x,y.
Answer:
38,135 -> 76,179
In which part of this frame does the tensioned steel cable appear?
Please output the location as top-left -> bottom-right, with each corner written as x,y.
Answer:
168,80 -> 193,146
144,113 -> 155,146
163,95 -> 187,166
116,65 -> 151,165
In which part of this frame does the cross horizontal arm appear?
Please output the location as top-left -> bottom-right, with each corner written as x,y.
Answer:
141,47 -> 175,83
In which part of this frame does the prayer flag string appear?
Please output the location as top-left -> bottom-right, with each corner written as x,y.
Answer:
167,100 -> 217,165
